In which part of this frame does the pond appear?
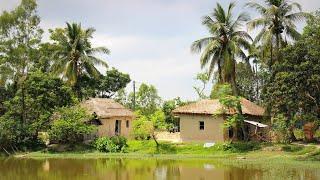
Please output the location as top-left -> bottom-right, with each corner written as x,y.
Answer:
0,157 -> 319,180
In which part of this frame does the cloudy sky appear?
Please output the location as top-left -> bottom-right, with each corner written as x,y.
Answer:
1,0 -> 319,100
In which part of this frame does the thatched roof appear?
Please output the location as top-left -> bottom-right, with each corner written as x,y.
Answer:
80,98 -> 134,118
172,98 -> 265,116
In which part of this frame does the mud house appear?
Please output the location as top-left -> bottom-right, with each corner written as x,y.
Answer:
172,98 -> 266,142
81,98 -> 135,138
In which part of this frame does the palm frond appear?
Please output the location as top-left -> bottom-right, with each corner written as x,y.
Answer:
285,12 -> 309,22
247,18 -> 268,31
199,41 -> 220,69
233,31 -> 253,41
285,26 -> 301,40
245,2 -> 267,15
83,61 -> 101,78
64,61 -> 77,85
87,55 -> 108,68
88,47 -> 110,55
191,37 -> 215,53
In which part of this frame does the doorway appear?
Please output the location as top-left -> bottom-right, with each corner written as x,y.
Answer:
115,120 -> 121,135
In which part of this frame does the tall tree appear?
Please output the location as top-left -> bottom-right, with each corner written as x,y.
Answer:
266,12 -> 320,141
98,68 -> 131,98
191,2 -> 252,95
247,0 -> 307,69
128,83 -> 161,115
0,0 -> 43,123
50,22 -> 109,98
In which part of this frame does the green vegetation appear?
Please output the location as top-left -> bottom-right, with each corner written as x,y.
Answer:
16,141 -> 320,163
94,136 -> 128,153
0,0 -> 320,162
191,0 -> 319,144
48,106 -> 96,145
132,110 -> 167,147
0,0 -> 133,154
49,22 -> 109,98
191,2 -> 251,94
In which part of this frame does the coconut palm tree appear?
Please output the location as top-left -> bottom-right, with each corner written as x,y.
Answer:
191,2 -> 252,95
246,0 -> 307,68
50,23 -> 109,97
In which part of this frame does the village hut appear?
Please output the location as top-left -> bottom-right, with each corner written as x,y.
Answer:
172,98 -> 267,142
81,98 -> 135,138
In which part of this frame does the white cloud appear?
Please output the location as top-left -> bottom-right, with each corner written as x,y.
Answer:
91,33 -> 203,100
1,0 -> 320,101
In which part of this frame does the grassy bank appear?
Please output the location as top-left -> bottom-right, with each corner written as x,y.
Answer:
14,140 -> 320,164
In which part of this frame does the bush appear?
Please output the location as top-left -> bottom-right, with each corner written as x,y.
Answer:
94,136 -> 127,153
110,136 -> 127,150
132,110 -> 166,140
132,115 -> 153,140
48,106 -> 95,144
293,129 -> 304,140
222,141 -> 260,152
272,114 -> 291,143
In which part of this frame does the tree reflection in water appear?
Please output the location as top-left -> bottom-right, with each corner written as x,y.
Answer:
0,158 -> 319,180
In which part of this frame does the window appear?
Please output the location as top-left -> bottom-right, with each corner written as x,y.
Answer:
126,120 -> 129,128
199,121 -> 204,130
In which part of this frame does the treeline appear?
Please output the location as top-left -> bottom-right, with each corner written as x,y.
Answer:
191,1 -> 320,142
0,0 -> 185,153
0,0 -> 135,152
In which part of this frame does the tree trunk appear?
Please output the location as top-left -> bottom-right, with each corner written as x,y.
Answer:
288,126 -> 297,142
218,60 -> 222,83
21,80 -> 26,124
231,57 -> 238,96
152,134 -> 159,149
275,33 -> 280,63
269,41 -> 273,72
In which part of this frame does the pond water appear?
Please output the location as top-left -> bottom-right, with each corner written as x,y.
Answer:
0,157 -> 319,180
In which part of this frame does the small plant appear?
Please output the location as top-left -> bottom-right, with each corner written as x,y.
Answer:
94,136 -> 128,153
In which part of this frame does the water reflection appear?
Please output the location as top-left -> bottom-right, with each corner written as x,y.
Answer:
0,157 -> 319,180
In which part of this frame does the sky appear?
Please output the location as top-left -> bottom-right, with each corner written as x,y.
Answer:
1,0 -> 319,101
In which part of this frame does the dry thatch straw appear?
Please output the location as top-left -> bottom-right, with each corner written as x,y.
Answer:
172,98 -> 264,116
80,98 -> 134,118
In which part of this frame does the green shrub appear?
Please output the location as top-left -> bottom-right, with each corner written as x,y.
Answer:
132,115 -> 153,140
222,141 -> 260,152
48,106 -> 95,144
293,129 -> 304,140
110,136 -> 127,150
94,136 -> 127,153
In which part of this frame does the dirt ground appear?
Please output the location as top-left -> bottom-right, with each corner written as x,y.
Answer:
156,131 -> 181,143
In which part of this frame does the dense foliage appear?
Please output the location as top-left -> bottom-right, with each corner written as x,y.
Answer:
0,0 -> 132,152
48,106 -> 95,144
265,13 -> 320,141
97,68 -> 131,98
0,0 -> 320,153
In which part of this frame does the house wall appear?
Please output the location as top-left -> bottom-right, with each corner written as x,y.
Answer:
179,114 -> 225,142
96,116 -> 134,138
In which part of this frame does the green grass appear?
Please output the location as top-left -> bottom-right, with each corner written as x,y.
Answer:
126,140 -> 226,155
14,140 -> 320,165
